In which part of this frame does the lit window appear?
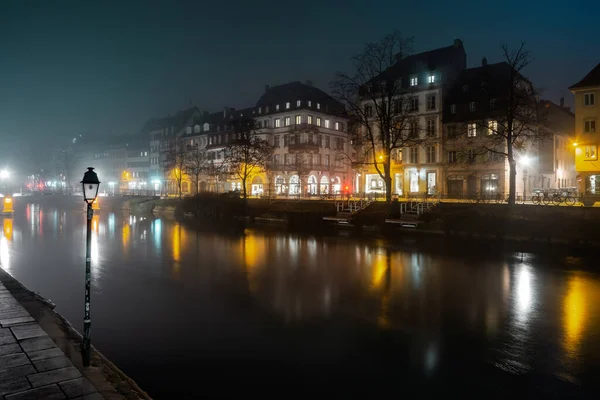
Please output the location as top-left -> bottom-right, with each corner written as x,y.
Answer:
286,102 -> 290,109
335,122 -> 340,130
296,100 -> 301,107
468,123 -> 477,137
275,118 -> 281,128
324,119 -> 330,129
585,145 -> 597,160
584,93 -> 595,106
585,120 -> 596,132
410,76 -> 418,86
316,103 -> 320,109
488,120 -> 498,135
469,102 -> 476,112
428,75 -> 435,84
295,115 -> 302,125
450,104 -> 456,114
284,117 -> 291,126
316,117 -> 321,127
276,104 -> 279,111
307,115 -> 313,124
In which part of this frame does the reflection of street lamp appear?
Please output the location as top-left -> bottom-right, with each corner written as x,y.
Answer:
80,167 -> 100,368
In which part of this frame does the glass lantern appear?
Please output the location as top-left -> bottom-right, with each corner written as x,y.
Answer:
81,167 -> 100,204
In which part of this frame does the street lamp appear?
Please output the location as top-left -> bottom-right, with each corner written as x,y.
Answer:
519,155 -> 531,201
80,167 -> 100,367
0,169 -> 8,179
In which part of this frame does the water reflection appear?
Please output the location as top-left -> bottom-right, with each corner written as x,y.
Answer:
4,201 -> 600,397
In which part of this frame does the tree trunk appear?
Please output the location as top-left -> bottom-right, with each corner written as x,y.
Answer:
384,161 -> 392,203
242,176 -> 247,199
508,159 -> 517,205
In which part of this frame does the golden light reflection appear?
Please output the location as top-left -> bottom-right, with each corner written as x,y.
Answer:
371,253 -> 388,290
3,218 -> 13,241
171,223 -> 185,279
242,234 -> 267,294
92,215 -> 99,233
563,276 -> 587,356
122,223 -> 130,253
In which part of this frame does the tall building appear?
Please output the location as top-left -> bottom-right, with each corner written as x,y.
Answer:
569,62 -> 600,195
356,39 -> 466,197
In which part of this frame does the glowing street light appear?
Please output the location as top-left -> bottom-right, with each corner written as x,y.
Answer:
0,169 -> 8,179
80,167 -> 100,367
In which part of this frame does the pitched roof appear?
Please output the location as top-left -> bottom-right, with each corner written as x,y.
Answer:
383,41 -> 465,80
569,62 -> 600,90
256,81 -> 345,114
447,62 -> 512,102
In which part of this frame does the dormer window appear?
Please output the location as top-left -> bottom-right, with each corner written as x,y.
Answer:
450,104 -> 456,114
276,104 -> 280,111
428,74 -> 435,84
463,85 -> 468,92
203,123 -> 209,132
469,102 -> 476,112
316,103 -> 320,110
296,100 -> 301,107
410,76 -> 418,86
258,107 -> 262,114
286,102 -> 290,109
308,101 -> 312,107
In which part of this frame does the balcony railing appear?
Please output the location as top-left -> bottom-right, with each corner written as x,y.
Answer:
290,123 -> 320,132
287,141 -> 321,152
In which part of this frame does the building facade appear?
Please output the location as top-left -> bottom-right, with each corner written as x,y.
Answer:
356,39 -> 467,197
570,63 -> 600,195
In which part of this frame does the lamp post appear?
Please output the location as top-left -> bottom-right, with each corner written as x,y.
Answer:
80,167 -> 100,367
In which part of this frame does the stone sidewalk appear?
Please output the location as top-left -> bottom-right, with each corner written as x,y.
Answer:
0,282 -> 102,399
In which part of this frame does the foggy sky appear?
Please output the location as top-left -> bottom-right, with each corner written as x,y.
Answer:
1,0 -> 599,171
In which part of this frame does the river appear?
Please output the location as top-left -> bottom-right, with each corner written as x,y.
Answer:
1,198 -> 599,398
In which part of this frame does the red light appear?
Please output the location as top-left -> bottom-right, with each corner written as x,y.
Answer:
345,186 -> 349,190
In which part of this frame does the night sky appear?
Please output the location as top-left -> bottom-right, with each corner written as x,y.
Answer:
1,0 -> 599,170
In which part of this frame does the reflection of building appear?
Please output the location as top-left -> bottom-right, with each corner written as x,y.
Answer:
356,39 -> 466,196
569,63 -> 600,195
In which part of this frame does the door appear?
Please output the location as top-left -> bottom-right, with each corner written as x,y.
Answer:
467,175 -> 478,198
447,178 -> 463,198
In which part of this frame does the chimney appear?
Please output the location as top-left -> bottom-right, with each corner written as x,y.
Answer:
454,39 -> 463,48
265,84 -> 270,93
306,80 -> 313,87
560,97 -> 565,108
482,57 -> 487,66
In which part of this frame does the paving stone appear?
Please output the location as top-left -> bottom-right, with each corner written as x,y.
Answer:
27,366 -> 81,388
1,317 -> 35,327
5,384 -> 66,400
20,336 -> 56,352
59,377 -> 96,398
0,364 -> 36,380
27,347 -> 64,361
0,377 -> 31,396
0,310 -> 31,320
33,356 -> 73,372
0,343 -> 22,356
11,324 -> 47,340
0,327 -> 13,337
0,333 -> 17,345
0,353 -> 30,369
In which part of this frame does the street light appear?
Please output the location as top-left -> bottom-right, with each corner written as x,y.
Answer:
0,169 -> 8,179
80,167 -> 100,367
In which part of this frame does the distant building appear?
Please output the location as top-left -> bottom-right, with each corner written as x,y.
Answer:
569,62 -> 600,195
180,81 -> 352,197
442,60 -> 572,198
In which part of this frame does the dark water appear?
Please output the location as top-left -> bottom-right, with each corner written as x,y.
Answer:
1,199 -> 600,398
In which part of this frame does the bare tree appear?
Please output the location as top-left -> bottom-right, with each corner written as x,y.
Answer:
454,43 -> 543,205
331,30 -> 421,202
184,143 -> 207,194
225,118 -> 273,199
164,136 -> 189,198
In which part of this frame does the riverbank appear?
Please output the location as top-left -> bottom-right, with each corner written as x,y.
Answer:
127,195 -> 600,252
0,267 -> 150,400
